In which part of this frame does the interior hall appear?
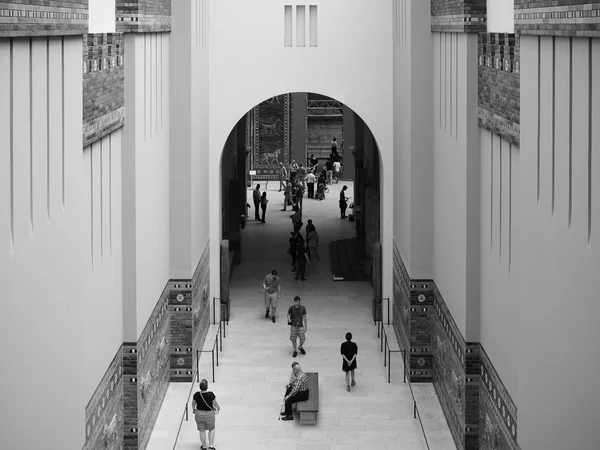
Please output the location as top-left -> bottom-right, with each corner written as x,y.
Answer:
1,1 -> 599,450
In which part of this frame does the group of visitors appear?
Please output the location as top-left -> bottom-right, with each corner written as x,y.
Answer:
287,218 -> 321,281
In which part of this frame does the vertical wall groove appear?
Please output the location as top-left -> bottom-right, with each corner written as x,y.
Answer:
403,0 -> 406,47
29,38 -> 33,232
450,33 -> 453,138
509,144 -> 513,272
455,34 -> 458,140
161,33 -> 163,130
155,34 -> 158,133
569,37 -> 573,227
46,37 -> 50,220
393,0 -> 397,46
499,139 -> 503,262
490,137 -> 494,250
589,38 -> 593,246
537,37 -> 541,204
90,144 -> 94,269
100,139 -> 103,263
61,37 -> 65,208
109,134 -> 112,255
9,39 -> 14,247
445,33 -> 448,135
439,33 -> 442,130
144,34 -> 147,141
149,34 -> 153,137
552,37 -> 556,216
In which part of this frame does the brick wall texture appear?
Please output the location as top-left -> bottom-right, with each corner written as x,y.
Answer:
515,0 -> 600,37
192,243 -> 211,377
116,0 -> 171,33
392,239 -> 519,449
82,33 -> 124,148
83,347 -> 124,450
169,280 -> 194,381
0,0 -> 88,37
478,33 -> 520,147
431,0 -> 487,33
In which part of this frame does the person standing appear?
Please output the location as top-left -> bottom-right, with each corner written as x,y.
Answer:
263,270 -> 281,323
295,236 -> 307,281
339,185 -> 349,219
297,163 -> 307,189
305,220 -> 321,262
280,362 -> 309,421
281,181 -> 292,211
288,231 -> 298,272
308,154 -> 319,173
341,332 -> 358,392
290,205 -> 302,234
294,181 -> 305,211
278,162 -> 288,191
253,184 -> 261,220
192,378 -> 221,450
287,296 -> 307,357
289,160 -> 298,182
331,136 -> 338,153
260,191 -> 268,223
333,160 -> 341,183
305,171 -> 316,199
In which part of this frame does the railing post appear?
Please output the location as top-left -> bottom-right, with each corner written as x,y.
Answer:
413,401 -> 417,419
211,349 -> 215,382
402,350 -> 406,383
212,297 -> 216,325
185,402 -> 188,421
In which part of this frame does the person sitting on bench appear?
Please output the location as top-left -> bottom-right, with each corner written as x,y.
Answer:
281,362 -> 309,421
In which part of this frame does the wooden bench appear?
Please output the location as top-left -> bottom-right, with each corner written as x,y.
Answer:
296,372 -> 319,424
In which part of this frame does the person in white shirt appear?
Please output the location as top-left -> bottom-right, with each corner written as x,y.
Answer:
305,171 -> 317,199
333,160 -> 341,183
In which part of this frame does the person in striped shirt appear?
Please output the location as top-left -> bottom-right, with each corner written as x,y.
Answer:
281,362 -> 309,421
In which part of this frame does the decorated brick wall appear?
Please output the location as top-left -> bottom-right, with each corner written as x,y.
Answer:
478,33 -> 520,147
431,0 -> 486,33
433,285 -> 466,449
192,243 -> 211,377
83,33 -> 125,147
0,1 -> 88,37
116,0 -> 171,33
479,345 -> 519,450
136,288 -> 170,450
169,280 -> 193,381
392,240 -> 435,382
465,342 -> 481,450
83,347 -> 124,450
515,0 -> 600,37
122,342 -> 138,450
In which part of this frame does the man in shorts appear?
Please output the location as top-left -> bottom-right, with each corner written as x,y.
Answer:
287,296 -> 307,357
263,270 -> 281,323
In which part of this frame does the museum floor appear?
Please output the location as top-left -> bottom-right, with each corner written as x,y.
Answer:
147,181 -> 455,450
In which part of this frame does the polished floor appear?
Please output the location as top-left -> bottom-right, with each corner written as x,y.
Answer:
147,180 -> 455,450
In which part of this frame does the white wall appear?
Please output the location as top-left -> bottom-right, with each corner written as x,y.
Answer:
393,0 -> 434,280
208,0 -> 395,315
122,33 -> 171,340
89,0 -> 116,34
518,35 -> 600,450
486,0 -> 514,33
0,36 -> 97,449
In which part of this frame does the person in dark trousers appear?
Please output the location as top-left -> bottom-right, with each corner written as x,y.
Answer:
288,231 -> 298,272
341,332 -> 358,392
280,362 -> 309,421
253,184 -> 261,220
305,171 -> 316,199
295,236 -> 307,281
260,191 -> 268,223
282,181 -> 292,211
287,296 -> 308,357
339,185 -> 349,219
279,162 -> 288,191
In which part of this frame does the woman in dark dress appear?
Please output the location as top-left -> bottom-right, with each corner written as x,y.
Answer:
341,332 -> 358,391
192,378 -> 221,450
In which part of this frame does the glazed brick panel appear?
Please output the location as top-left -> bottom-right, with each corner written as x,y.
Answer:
515,0 -> 600,37
479,345 -> 519,450
433,285 -> 466,450
408,281 -> 435,382
478,33 -> 520,146
136,288 -> 170,450
0,1 -> 88,37
169,281 -> 193,382
116,0 -> 171,33
122,342 -> 138,450
431,0 -> 487,33
465,343 -> 481,450
82,33 -> 124,147
392,240 -> 411,363
83,346 -> 123,450
192,242 -> 211,376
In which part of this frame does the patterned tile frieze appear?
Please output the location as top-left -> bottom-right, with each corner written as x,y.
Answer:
136,285 -> 170,450
392,240 -> 411,362
0,1 -> 88,37
82,33 -> 125,147
192,242 -> 211,377
122,342 -> 138,450
169,280 -> 194,382
116,0 -> 171,33
480,345 -> 519,450
465,342 -> 481,449
478,33 -> 520,146
515,1 -> 600,37
431,0 -> 487,33
83,346 -> 123,450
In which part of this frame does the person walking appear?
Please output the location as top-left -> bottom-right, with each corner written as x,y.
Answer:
290,206 -> 302,234
305,220 -> 320,262
333,160 -> 341,183
279,162 -> 288,191
289,160 -> 298,182
263,270 -> 281,323
297,163 -> 307,189
305,171 -> 316,199
281,181 -> 292,211
287,296 -> 307,357
252,184 -> 261,220
339,185 -> 349,219
295,236 -> 308,281
192,378 -> 221,450
341,332 -> 358,392
260,191 -> 268,223
280,362 -> 309,421
294,181 -> 305,211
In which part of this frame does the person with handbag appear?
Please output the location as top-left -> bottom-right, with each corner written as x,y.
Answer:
192,378 -> 221,450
